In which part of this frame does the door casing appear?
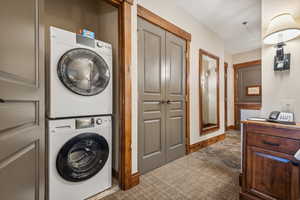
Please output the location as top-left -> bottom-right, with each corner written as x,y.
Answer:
233,60 -> 262,130
224,62 -> 228,130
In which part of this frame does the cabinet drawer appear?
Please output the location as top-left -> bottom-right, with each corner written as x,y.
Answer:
247,133 -> 300,155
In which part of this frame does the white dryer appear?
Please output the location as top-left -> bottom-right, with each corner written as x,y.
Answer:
48,26 -> 112,118
48,116 -> 112,200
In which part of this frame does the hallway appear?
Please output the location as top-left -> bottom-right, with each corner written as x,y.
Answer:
100,131 -> 241,200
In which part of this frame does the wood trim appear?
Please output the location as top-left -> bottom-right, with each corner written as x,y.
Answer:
236,103 -> 262,110
224,62 -> 228,131
125,0 -> 133,5
199,49 -> 220,135
233,60 -> 261,70
185,41 -> 191,154
103,0 -> 122,7
137,5 -> 191,41
189,133 -> 226,153
104,0 -> 133,6
240,192 -> 262,200
103,0 -> 134,191
130,172 -> 140,188
227,125 -> 236,131
234,60 -> 262,129
199,49 -> 220,61
119,0 -> 134,190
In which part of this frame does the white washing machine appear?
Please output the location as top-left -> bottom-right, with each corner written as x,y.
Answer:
48,26 -> 113,118
48,116 -> 112,200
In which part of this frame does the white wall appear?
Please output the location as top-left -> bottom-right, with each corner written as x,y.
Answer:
232,48 -> 261,64
131,0 -> 226,173
261,0 -> 300,120
224,48 -> 262,127
224,52 -> 234,126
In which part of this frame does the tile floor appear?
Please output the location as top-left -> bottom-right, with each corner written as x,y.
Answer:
99,131 -> 241,200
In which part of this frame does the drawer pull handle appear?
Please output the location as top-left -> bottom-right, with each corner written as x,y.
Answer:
262,140 -> 280,147
0,98 -> 5,103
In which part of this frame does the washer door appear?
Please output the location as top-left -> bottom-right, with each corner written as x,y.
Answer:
56,133 -> 109,182
57,48 -> 110,96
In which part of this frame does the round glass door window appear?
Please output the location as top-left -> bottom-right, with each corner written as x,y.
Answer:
56,133 -> 109,182
57,48 -> 110,96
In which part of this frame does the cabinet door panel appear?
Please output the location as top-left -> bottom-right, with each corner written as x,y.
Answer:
246,146 -> 299,200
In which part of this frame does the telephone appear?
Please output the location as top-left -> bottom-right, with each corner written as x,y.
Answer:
268,111 -> 296,125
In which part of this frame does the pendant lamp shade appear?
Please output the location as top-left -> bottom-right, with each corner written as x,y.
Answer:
264,13 -> 300,45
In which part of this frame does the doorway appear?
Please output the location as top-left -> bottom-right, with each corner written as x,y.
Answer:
234,60 -> 262,129
137,9 -> 191,174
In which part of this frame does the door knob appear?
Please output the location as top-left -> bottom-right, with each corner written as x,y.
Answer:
166,100 -> 171,104
0,98 -> 5,103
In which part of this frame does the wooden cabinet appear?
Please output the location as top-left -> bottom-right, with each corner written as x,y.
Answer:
241,121 -> 300,200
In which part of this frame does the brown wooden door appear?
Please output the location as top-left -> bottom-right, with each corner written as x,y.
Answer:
0,0 -> 45,199
138,18 -> 186,174
246,146 -> 300,200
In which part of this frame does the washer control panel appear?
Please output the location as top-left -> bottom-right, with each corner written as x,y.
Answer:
96,118 -> 102,125
75,118 -> 94,129
75,117 -> 111,129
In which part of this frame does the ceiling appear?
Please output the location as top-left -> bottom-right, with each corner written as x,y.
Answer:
176,0 -> 262,54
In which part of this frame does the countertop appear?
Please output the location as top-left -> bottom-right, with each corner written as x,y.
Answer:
242,120 -> 300,131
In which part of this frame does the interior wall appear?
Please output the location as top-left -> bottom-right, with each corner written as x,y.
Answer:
225,48 -> 262,127
224,52 -> 234,127
45,0 -> 101,37
261,0 -> 300,120
232,48 -> 261,64
97,1 -> 119,173
131,0 -> 225,173
45,0 -> 120,172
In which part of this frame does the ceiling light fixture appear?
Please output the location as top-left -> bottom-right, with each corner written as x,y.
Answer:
242,21 -> 256,41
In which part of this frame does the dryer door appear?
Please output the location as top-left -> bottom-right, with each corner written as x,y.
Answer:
56,133 -> 109,182
57,48 -> 110,96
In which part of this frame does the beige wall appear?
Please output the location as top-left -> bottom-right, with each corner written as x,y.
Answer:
261,0 -> 300,119
131,0 -> 226,173
232,48 -> 261,64
225,49 -> 262,128
224,53 -> 234,127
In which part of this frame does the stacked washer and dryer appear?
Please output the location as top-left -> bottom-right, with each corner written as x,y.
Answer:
47,27 -> 113,200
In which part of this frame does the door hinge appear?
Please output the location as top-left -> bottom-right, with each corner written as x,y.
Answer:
185,51 -> 189,59
185,95 -> 189,102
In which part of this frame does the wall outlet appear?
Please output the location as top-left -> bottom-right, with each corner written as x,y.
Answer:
280,99 -> 295,112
